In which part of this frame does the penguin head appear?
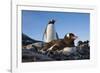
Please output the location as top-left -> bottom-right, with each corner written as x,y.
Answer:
64,33 -> 78,40
48,19 -> 56,24
64,33 -> 78,47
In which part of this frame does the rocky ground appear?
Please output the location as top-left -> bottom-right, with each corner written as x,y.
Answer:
22,42 -> 90,62
22,33 -> 90,62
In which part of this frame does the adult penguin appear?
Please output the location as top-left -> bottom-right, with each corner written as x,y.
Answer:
43,19 -> 59,43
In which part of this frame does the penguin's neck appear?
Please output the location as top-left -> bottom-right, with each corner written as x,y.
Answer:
47,23 -> 55,30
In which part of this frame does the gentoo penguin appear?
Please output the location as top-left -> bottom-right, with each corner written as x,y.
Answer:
42,33 -> 78,52
43,19 -> 59,43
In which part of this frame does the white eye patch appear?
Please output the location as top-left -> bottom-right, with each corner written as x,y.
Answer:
66,33 -> 70,37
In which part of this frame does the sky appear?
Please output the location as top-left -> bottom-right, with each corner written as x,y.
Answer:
22,10 -> 90,43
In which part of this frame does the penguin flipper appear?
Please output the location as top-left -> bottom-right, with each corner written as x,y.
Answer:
56,32 -> 59,40
42,24 -> 47,42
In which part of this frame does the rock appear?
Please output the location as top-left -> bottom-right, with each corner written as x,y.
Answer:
22,49 -> 53,62
62,47 -> 77,55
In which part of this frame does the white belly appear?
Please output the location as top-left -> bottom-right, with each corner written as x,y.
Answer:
46,24 -> 57,42
62,47 -> 77,55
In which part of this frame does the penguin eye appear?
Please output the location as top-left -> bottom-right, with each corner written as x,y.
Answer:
70,33 -> 75,36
